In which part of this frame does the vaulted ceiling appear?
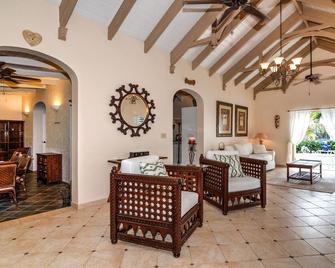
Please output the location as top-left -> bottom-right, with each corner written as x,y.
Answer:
50,0 -> 335,98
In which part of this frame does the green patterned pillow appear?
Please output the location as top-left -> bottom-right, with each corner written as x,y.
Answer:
139,161 -> 168,176
214,154 -> 245,177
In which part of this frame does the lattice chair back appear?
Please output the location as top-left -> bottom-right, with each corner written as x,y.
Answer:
0,164 -> 16,188
9,151 -> 21,162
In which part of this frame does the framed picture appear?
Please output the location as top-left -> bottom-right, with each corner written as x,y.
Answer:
235,105 -> 248,137
216,101 -> 233,137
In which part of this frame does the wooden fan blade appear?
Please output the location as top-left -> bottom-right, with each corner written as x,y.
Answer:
215,7 -> 234,29
242,4 -> 269,22
1,68 -> 16,75
320,75 -> 335,81
183,7 -> 224,12
313,80 -> 322,85
11,75 -> 42,83
184,0 -> 223,4
2,77 -> 19,84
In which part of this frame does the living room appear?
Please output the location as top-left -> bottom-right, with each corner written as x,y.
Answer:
1,0 -> 335,267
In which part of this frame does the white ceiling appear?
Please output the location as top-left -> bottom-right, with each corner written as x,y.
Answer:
45,1 -> 335,78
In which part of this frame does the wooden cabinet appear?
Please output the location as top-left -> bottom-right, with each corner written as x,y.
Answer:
37,153 -> 62,184
0,120 -> 24,161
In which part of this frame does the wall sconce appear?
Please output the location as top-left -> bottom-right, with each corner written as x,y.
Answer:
52,102 -> 61,111
23,106 -> 30,116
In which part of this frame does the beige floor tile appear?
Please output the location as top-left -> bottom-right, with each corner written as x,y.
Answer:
299,216 -> 330,226
30,238 -> 72,253
88,248 -> 124,267
0,252 -> 24,267
219,243 -> 258,262
239,229 -> 273,243
276,217 -> 308,227
264,227 -> 300,241
261,258 -> 300,268
121,247 -> 158,268
190,245 -> 226,264
295,255 -> 335,268
187,231 -> 218,246
287,209 -> 314,217
2,238 -> 41,255
290,226 -> 326,239
193,264 -> 228,268
157,247 -> 192,267
279,240 -> 318,257
306,238 -> 335,254
208,220 -> 238,232
249,241 -> 289,260
76,225 -> 106,238
63,236 -> 101,251
228,260 -> 264,268
314,225 -> 335,237
15,252 -> 58,268
214,230 -> 245,244
305,208 -> 334,216
49,248 -> 91,268
326,254 -> 335,264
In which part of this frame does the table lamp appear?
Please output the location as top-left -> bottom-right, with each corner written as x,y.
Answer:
255,133 -> 268,145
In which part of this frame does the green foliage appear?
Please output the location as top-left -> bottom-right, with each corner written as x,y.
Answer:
304,112 -> 330,141
297,140 -> 335,153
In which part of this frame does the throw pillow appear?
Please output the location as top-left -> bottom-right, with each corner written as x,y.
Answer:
253,144 -> 267,154
214,154 -> 245,177
139,161 -> 168,176
234,143 -> 253,156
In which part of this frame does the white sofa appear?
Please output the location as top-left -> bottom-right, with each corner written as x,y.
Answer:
207,143 -> 276,171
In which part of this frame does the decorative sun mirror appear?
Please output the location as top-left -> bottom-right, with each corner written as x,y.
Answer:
109,83 -> 156,137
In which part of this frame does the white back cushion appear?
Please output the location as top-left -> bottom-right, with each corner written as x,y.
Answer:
234,143 -> 253,156
225,145 -> 235,151
206,150 -> 239,160
120,155 -> 159,174
253,144 -> 267,154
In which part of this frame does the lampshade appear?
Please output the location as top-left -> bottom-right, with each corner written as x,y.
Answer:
255,133 -> 269,140
292,57 -> 303,65
270,66 -> 278,73
289,64 -> 297,71
274,56 -> 284,65
260,62 -> 270,70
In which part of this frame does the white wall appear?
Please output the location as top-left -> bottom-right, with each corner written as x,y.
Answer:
255,49 -> 335,166
2,0 -> 256,205
0,94 -> 23,120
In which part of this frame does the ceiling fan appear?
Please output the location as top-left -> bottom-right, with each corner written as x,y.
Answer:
0,62 -> 42,87
183,0 -> 269,32
294,37 -> 335,86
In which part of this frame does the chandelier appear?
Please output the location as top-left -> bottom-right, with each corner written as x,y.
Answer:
259,0 -> 303,86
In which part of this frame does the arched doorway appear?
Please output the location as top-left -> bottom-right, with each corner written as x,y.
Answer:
173,89 -> 204,165
33,102 -> 46,170
0,46 -> 78,206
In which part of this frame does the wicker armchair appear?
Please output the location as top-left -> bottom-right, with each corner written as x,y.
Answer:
110,164 -> 203,258
200,154 -> 267,215
0,164 -> 17,205
16,155 -> 32,197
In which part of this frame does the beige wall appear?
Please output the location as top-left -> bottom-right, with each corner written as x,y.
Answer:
22,79 -> 71,182
0,94 -> 23,120
2,0 -> 256,205
255,49 -> 335,165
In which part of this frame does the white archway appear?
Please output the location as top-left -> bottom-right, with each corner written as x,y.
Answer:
172,88 -> 204,165
0,46 -> 79,204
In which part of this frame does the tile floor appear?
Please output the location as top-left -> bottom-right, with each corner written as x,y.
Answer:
1,185 -> 335,267
0,172 -> 70,222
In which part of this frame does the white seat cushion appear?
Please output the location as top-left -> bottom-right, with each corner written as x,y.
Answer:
206,150 -> 239,160
120,155 -> 159,174
181,191 -> 198,217
229,176 -> 260,193
253,144 -> 267,154
249,153 -> 273,162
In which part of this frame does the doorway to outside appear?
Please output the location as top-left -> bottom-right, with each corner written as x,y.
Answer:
172,89 -> 204,165
33,102 -> 46,170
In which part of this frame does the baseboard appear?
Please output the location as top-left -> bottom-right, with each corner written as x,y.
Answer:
276,164 -> 286,168
71,198 -> 107,210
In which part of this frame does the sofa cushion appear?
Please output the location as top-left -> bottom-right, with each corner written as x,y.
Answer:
214,154 -> 245,177
229,176 -> 260,193
253,144 -> 267,154
206,150 -> 239,160
249,153 -> 273,162
224,145 -> 235,151
234,143 -> 253,156
139,161 -> 167,176
181,191 -> 198,217
120,155 -> 159,174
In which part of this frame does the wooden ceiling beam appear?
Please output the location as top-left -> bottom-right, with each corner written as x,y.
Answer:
108,0 -> 136,41
144,0 -> 183,53
220,12 -> 299,87
208,4 -> 281,77
284,24 -> 331,39
302,6 -> 335,28
253,42 -> 314,94
58,0 -> 78,41
317,38 -> 335,54
297,0 -> 335,9
170,4 -> 224,72
242,38 -> 307,89
192,0 -> 263,70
